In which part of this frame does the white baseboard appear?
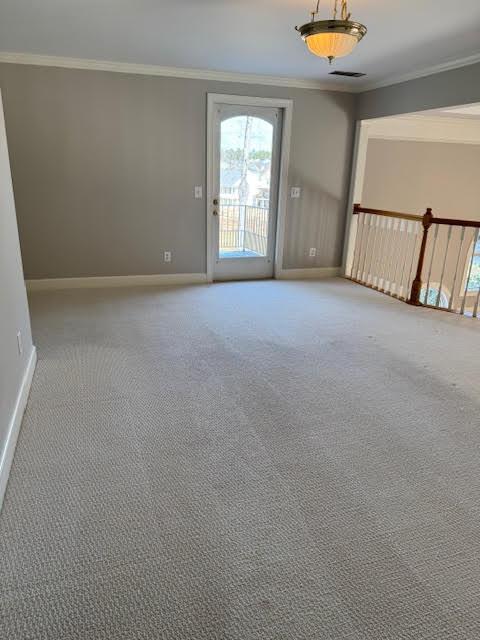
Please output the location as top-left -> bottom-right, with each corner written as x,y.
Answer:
276,267 -> 341,280
26,269 -> 341,290
26,272 -> 208,291
0,347 -> 37,512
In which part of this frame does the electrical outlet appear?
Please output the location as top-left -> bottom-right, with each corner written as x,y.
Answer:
291,187 -> 301,199
194,186 -> 203,199
16,331 -> 23,355
309,247 -> 317,257
164,251 -> 172,263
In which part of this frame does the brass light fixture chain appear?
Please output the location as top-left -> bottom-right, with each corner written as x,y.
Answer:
310,0 -> 352,22
311,0 -> 350,22
341,0 -> 351,21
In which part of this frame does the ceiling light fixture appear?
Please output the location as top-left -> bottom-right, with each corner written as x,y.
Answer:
296,0 -> 367,64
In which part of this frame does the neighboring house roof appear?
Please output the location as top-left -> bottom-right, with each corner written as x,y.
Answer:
221,167 -> 270,188
220,168 -> 242,188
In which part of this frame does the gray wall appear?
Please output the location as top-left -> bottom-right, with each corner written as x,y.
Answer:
0,63 -> 356,278
357,62 -> 480,120
362,138 -> 480,218
0,91 -> 33,466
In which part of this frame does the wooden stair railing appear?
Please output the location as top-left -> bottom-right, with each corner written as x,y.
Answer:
408,208 -> 433,306
348,204 -> 480,316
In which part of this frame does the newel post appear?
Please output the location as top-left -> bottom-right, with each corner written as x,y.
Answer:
408,208 -> 433,305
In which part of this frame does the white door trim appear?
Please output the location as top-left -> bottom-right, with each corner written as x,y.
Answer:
206,93 -> 293,282
341,120 -> 370,275
0,347 -> 37,511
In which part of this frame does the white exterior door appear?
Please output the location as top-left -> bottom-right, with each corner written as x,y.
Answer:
209,102 -> 283,281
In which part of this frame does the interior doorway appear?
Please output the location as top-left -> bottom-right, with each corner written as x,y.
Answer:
343,102 -> 480,316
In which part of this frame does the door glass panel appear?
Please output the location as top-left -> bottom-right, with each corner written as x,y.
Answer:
219,116 -> 273,259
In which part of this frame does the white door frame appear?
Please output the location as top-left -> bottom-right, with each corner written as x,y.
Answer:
206,93 -> 293,283
341,119 -> 370,275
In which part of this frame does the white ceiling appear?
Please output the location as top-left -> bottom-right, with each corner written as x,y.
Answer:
0,0 -> 479,90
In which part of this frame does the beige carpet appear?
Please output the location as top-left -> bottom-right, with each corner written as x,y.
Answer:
1,278 -> 480,639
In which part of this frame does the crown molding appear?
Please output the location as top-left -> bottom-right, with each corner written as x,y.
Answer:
386,114 -> 480,126
0,52 -> 352,92
1,50 -> 480,96
357,52 -> 480,93
364,114 -> 480,145
369,134 -> 480,146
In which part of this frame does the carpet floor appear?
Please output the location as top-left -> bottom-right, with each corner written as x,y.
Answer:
1,278 -> 480,639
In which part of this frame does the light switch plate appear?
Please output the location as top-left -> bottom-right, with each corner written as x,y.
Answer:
291,187 -> 301,199
194,186 -> 203,199
309,247 -> 317,257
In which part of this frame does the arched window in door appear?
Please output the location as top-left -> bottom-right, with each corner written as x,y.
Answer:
219,115 -> 274,258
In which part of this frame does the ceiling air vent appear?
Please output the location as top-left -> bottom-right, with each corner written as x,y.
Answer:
329,71 -> 366,77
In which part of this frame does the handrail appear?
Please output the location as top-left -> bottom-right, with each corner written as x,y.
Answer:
220,203 -> 269,211
353,204 -> 480,228
353,204 -> 422,222
350,203 -> 480,311
431,217 -> 480,229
